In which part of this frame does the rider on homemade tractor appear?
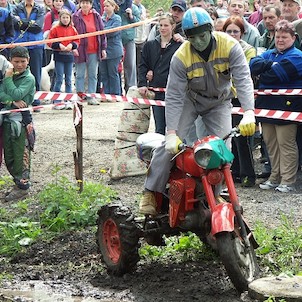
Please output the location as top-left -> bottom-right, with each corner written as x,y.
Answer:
139,7 -> 256,216
96,7 -> 259,294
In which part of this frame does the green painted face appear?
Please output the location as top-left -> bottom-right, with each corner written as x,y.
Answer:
188,31 -> 211,52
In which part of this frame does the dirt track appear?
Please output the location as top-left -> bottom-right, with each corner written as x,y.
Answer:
0,102 -> 301,301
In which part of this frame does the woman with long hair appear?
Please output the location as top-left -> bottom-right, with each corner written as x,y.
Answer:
138,13 -> 182,135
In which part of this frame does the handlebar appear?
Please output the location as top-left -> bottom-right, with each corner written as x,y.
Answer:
171,127 -> 240,161
222,127 -> 240,140
178,143 -> 187,151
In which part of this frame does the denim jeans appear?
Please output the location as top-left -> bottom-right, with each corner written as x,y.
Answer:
100,56 -> 122,95
123,40 -> 137,93
75,53 -> 99,93
53,61 -> 73,93
29,48 -> 44,106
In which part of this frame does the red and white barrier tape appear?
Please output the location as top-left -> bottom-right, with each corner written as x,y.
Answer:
35,91 -> 80,101
73,101 -> 82,126
255,89 -> 302,96
232,107 -> 302,123
148,87 -> 166,92
34,91 -> 166,106
144,88 -> 302,95
1,91 -> 302,124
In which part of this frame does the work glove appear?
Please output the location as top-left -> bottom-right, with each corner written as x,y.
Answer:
238,109 -> 256,136
165,133 -> 182,154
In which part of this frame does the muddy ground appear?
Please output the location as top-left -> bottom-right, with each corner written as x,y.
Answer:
0,102 -> 301,302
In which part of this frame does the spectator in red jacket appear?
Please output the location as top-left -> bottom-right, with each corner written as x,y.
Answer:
48,9 -> 80,102
72,0 -> 107,105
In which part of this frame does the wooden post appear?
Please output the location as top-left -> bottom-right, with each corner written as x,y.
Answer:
73,96 -> 83,193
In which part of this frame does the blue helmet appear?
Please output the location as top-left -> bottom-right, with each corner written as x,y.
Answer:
182,7 -> 213,37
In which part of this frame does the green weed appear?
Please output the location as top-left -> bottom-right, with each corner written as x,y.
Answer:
39,176 -> 117,232
139,232 -> 217,263
0,176 -> 118,256
0,219 -> 42,255
0,272 -> 13,286
0,175 -> 14,191
254,214 -> 302,276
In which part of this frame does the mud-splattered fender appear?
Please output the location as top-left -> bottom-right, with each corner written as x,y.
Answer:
211,203 -> 235,235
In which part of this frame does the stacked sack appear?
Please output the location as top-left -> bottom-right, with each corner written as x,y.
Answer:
109,86 -> 154,179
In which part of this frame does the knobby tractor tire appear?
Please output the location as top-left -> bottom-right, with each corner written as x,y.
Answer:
96,203 -> 140,276
216,231 -> 260,293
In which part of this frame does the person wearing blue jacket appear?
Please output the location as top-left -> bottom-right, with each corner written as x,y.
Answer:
12,0 -> 45,109
100,0 -> 123,95
0,7 -> 14,59
116,2 -> 140,93
250,19 -> 302,193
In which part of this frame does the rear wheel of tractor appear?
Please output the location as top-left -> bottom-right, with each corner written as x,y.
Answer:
96,203 -> 140,276
216,231 -> 260,293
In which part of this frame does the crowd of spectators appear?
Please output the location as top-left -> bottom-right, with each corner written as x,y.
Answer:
0,0 -> 302,194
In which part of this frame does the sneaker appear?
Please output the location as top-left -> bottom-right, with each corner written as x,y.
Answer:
241,176 -> 255,188
53,103 -> 65,110
65,101 -> 73,110
259,180 -> 279,190
139,191 -> 157,216
86,97 -> 100,105
5,187 -> 29,202
275,184 -> 295,193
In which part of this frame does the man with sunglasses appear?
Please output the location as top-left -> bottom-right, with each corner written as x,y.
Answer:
139,7 -> 255,216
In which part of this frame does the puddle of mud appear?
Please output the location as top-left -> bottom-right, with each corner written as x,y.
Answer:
0,289 -> 123,302
0,290 -> 122,302
0,290 -> 102,301
0,281 -> 125,302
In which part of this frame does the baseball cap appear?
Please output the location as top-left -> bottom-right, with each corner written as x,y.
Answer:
281,0 -> 301,4
171,0 -> 187,12
10,46 -> 29,59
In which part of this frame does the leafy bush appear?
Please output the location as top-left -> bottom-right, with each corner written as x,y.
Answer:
0,176 -> 118,256
39,176 -> 118,232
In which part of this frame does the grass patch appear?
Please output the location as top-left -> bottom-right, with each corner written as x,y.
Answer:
39,176 -> 117,232
0,176 -> 117,256
254,214 -> 302,276
139,232 -> 218,263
